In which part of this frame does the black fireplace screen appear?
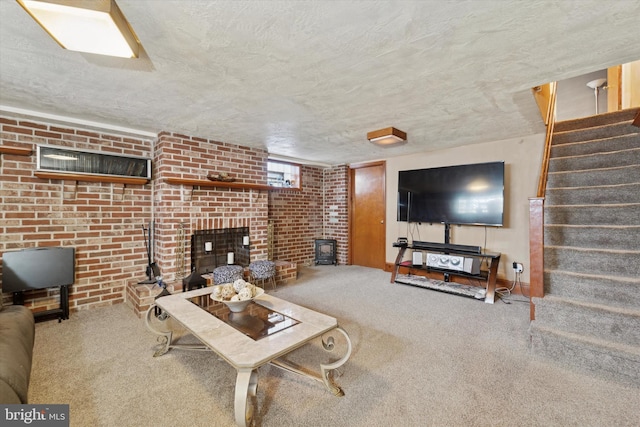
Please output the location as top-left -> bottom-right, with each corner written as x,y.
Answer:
191,227 -> 250,274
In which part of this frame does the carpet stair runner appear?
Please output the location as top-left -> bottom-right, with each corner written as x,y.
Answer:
530,107 -> 640,386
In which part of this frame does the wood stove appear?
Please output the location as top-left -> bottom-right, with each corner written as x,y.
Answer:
314,239 -> 337,265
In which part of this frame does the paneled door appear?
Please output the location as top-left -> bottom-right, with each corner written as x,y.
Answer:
350,161 -> 386,269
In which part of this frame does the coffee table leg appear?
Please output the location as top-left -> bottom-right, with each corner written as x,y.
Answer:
270,326 -> 353,397
320,326 -> 352,396
144,305 -> 173,357
235,369 -> 258,427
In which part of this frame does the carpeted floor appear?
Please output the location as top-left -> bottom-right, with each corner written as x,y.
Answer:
28,266 -> 640,426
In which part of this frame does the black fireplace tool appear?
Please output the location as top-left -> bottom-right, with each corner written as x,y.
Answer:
138,223 -> 160,284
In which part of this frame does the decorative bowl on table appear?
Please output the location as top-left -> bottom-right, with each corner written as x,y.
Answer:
210,280 -> 264,312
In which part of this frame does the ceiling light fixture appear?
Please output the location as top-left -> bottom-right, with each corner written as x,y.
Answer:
367,127 -> 407,146
17,0 -> 140,58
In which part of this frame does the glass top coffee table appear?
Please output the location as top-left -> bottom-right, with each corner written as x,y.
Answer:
144,286 -> 352,427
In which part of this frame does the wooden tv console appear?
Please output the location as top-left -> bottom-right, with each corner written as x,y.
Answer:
391,243 -> 501,304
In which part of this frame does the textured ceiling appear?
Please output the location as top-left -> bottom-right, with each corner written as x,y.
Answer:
1,0 -> 639,166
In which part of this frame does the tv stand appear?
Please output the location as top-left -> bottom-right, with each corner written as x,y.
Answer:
12,285 -> 70,322
391,243 -> 501,303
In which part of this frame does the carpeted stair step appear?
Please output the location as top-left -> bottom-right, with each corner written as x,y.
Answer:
543,270 -> 640,309
545,182 -> 640,205
532,295 -> 640,347
529,320 -> 640,387
547,165 -> 640,188
552,121 -> 639,145
544,246 -> 640,279
545,203 -> 640,226
554,108 -> 640,133
551,133 -> 640,158
544,224 -> 640,250
548,147 -> 640,172
534,108 -> 640,388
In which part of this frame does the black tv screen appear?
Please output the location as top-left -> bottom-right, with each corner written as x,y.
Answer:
2,247 -> 75,293
398,161 -> 504,226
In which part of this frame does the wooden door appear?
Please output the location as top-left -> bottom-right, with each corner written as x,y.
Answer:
350,161 -> 386,269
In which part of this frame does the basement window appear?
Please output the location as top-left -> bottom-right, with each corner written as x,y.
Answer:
267,160 -> 300,189
37,144 -> 151,179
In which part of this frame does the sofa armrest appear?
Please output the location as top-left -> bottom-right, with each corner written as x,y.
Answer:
0,305 -> 35,404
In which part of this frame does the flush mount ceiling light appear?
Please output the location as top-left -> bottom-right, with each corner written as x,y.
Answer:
17,0 -> 140,58
367,127 -> 407,146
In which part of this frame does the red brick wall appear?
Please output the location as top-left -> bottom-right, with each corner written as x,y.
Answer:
1,115 -> 347,314
0,116 -> 154,313
152,132 -> 270,282
268,165 -> 324,265
262,164 -> 350,266
322,165 -> 349,265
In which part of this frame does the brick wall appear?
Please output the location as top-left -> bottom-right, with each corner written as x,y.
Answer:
151,132 -> 270,283
0,116 -> 154,313
1,114 -> 346,315
268,165 -> 324,265
323,165 -> 349,265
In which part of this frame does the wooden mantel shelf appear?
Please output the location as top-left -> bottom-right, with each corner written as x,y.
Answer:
165,177 -> 300,192
0,145 -> 33,156
35,171 -> 150,185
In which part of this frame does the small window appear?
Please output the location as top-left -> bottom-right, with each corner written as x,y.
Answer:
267,160 -> 300,188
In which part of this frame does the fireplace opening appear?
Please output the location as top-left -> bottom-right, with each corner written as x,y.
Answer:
191,227 -> 250,275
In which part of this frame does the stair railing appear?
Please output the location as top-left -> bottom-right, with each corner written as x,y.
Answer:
535,81 -> 558,198
528,81 -> 557,320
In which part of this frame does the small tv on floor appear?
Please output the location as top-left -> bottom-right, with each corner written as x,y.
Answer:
2,247 -> 75,293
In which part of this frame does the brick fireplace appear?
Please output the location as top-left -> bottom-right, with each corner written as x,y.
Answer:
1,116 -> 348,317
151,133 -> 270,284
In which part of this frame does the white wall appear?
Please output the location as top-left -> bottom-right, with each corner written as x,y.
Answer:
385,132 -> 546,283
556,69 -> 608,121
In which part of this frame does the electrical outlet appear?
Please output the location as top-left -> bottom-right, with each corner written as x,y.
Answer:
514,262 -> 524,273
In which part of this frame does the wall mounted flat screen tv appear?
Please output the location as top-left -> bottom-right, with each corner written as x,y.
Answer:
2,247 -> 75,293
398,161 -> 504,226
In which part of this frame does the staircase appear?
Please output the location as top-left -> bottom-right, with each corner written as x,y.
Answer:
530,107 -> 640,386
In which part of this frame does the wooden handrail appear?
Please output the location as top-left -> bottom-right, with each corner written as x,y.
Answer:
529,81 -> 557,320
536,81 -> 557,197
